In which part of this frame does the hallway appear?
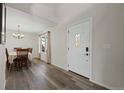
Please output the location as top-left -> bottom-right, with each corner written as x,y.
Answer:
5,59 -> 107,90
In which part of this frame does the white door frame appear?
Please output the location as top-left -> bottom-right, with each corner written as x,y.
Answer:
67,17 -> 93,80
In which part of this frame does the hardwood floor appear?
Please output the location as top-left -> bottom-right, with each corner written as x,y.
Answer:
5,59 -> 107,90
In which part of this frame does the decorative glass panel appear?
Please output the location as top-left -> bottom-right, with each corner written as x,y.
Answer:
75,33 -> 80,48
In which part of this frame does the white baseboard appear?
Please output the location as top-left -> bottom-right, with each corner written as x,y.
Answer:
90,79 -> 123,90
51,63 -> 66,70
3,79 -> 6,90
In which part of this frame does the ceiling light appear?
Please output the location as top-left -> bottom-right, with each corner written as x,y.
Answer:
12,25 -> 24,39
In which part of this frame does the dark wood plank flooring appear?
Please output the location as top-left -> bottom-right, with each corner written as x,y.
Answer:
5,59 -> 107,90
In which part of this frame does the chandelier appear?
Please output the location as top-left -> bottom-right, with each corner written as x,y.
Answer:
12,25 -> 24,39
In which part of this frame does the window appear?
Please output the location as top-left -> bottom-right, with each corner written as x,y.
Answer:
40,34 -> 47,54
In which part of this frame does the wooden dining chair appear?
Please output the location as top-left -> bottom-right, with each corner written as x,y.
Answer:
14,48 -> 22,51
16,49 -> 29,70
5,48 -> 10,69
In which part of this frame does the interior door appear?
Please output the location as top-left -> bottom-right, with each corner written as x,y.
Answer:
68,19 -> 91,78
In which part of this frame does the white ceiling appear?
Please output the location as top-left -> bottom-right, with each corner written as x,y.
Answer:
6,4 -> 59,33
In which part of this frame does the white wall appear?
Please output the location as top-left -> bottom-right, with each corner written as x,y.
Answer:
6,30 -> 39,58
0,45 -> 6,89
51,26 -> 67,69
42,4 -> 124,89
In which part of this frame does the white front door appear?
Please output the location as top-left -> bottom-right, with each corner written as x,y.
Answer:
68,18 -> 91,78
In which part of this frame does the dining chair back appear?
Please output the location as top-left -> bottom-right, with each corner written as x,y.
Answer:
14,48 -> 22,51
5,48 -> 9,61
5,48 -> 10,69
16,49 -> 29,69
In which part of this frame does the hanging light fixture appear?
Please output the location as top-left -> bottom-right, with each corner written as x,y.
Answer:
12,25 -> 24,39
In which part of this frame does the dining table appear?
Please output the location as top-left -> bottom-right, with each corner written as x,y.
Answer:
8,51 -> 33,64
